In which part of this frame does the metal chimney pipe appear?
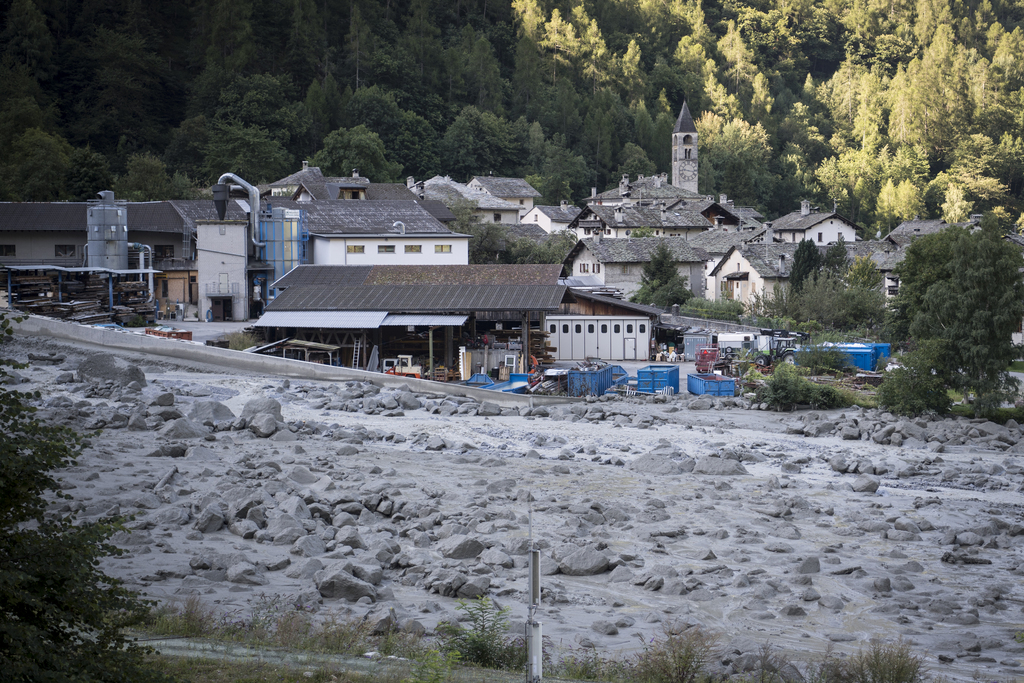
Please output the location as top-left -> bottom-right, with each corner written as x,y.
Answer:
216,173 -> 265,247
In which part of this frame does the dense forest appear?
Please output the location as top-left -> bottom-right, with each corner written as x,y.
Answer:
2,0 -> 1024,233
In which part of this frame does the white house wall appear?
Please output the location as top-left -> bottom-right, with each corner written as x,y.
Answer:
546,316 -> 652,360
312,236 -> 470,265
781,219 -> 856,245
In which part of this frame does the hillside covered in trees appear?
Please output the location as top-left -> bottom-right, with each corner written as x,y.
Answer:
2,0 -> 1024,234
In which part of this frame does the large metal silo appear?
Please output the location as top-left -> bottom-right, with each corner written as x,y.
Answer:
86,190 -> 129,270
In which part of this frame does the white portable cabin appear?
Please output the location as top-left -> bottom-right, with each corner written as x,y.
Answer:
545,316 -> 652,360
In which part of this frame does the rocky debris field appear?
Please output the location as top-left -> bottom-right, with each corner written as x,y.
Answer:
6,336 -> 1024,681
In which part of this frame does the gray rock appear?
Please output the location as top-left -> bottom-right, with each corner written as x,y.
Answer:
316,566 -> 377,602
193,505 -> 225,533
591,620 -> 619,635
285,558 -> 324,579
241,397 -> 283,421
292,534 -> 326,557
457,576 -> 491,599
693,456 -> 749,475
159,418 -> 208,440
78,353 -> 146,387
268,514 -> 304,545
151,392 -> 175,406
335,527 -> 368,550
227,562 -> 268,585
397,392 -> 422,410
478,402 -> 501,416
479,548 -> 514,568
797,557 -> 820,574
852,475 -> 880,493
287,465 -> 319,485
248,413 -> 278,438
188,400 -> 236,422
558,547 -> 609,576
228,519 -> 259,539
437,535 -> 485,560
630,453 -> 690,475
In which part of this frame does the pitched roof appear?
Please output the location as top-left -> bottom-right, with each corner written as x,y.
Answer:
591,175 -> 702,202
771,208 -> 859,233
712,243 -> 801,278
687,227 -> 764,254
366,183 -> 419,201
532,204 -> 582,222
673,100 -> 697,134
574,236 -> 710,264
421,176 -> 521,211
585,205 -> 712,229
469,176 -> 541,198
266,284 -> 568,313
274,264 -> 562,289
416,200 -> 457,223
505,223 -> 551,240
0,201 -> 187,234
570,289 -> 664,316
269,165 -> 367,189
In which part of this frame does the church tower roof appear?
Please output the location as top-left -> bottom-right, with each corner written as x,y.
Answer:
673,100 -> 697,134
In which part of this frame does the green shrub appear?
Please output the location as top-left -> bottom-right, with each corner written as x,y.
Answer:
843,639 -> 924,683
405,648 -> 460,683
756,364 -> 849,410
629,625 -> 716,683
226,330 -> 262,350
677,299 -> 746,322
435,597 -> 525,671
124,314 -> 148,327
795,343 -> 852,374
877,347 -> 951,416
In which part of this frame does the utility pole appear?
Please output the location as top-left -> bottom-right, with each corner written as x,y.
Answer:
526,503 -> 542,683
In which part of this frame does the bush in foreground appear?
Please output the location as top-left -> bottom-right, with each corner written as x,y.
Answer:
877,345 -> 952,416
756,364 -> 849,410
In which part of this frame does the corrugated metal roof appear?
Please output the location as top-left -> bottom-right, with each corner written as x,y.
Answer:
266,285 -> 568,312
272,264 -> 563,289
272,265 -> 373,289
252,310 -> 388,328
382,314 -> 468,326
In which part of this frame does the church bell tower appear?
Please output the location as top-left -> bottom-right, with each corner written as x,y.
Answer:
672,100 -> 698,194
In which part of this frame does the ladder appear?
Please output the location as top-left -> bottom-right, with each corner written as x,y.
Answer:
351,336 -> 361,369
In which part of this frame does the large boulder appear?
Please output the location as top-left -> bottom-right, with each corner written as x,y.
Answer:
558,546 -> 609,576
188,401 -> 236,423
852,475 -> 880,493
437,535 -> 485,560
77,353 -> 146,387
248,413 -> 278,438
159,418 -> 208,440
693,456 -> 749,476
241,397 -> 283,421
316,566 -> 377,601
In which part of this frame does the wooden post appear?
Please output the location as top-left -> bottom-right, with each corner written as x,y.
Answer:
522,312 -> 530,372
428,327 -> 434,380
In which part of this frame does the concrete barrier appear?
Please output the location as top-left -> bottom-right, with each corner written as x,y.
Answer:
12,315 -> 580,408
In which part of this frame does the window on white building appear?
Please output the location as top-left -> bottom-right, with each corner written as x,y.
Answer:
378,245 -> 395,253
404,245 -> 421,253
347,245 -> 364,253
435,244 -> 451,253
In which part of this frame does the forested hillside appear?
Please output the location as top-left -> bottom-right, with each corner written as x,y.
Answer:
2,0 -> 1024,233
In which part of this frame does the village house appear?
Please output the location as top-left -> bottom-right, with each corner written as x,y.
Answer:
467,176 -> 542,219
709,242 -> 800,304
563,236 -> 709,300
688,225 -> 775,296
566,202 -> 719,241
412,176 -> 522,224
771,199 -> 859,244
522,202 -> 582,233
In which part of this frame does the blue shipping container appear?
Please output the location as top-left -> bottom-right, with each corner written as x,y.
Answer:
636,365 -> 680,393
568,365 -> 614,397
687,373 -> 736,396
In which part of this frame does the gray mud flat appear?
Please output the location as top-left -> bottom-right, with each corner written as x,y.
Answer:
9,335 -> 1024,682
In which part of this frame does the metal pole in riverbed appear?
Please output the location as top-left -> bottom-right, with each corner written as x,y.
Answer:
527,503 -> 542,683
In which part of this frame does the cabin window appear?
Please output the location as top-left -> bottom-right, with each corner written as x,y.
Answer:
154,245 -> 174,259
639,324 -> 646,333
818,232 -> 823,242
626,324 -> 634,334
378,245 -> 395,253
562,324 -> 569,333
575,324 -> 582,333
594,263 -> 601,273
55,245 -> 77,258
614,324 -> 620,333
404,245 -> 421,253
493,213 -> 501,222
348,245 -> 365,253
588,324 -> 595,333
0,245 -> 14,256
435,244 -> 452,253
601,324 -> 608,333
549,324 -> 556,333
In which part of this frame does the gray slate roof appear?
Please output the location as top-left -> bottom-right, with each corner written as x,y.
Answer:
275,264 -> 562,289
771,209 -> 858,233
470,176 -> 541,198
416,200 -> 457,223
267,284 -> 568,313
422,177 -> 522,211
366,184 -> 419,200
687,228 -> 764,254
0,201 -> 188,233
577,237 -> 710,264
533,204 -> 582,222
673,101 -> 697,134
712,243 -> 800,278
269,165 -> 367,189
505,223 -> 551,240
592,175 -> 702,202
585,205 -> 712,229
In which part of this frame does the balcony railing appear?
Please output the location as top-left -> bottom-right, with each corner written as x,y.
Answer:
153,257 -> 196,271
205,282 -> 239,295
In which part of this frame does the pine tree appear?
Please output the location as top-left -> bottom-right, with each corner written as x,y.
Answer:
790,238 -> 821,291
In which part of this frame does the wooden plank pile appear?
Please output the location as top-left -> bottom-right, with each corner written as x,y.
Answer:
2,269 -> 153,325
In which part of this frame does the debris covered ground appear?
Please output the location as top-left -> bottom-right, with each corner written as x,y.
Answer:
6,334 -> 1024,682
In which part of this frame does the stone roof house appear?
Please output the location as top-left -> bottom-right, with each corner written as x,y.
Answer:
414,176 -> 522,224
709,242 -> 801,304
771,200 -> 859,245
467,176 -> 541,218
587,173 -> 702,207
563,236 -> 710,299
567,203 -> 716,241
522,202 -> 582,233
